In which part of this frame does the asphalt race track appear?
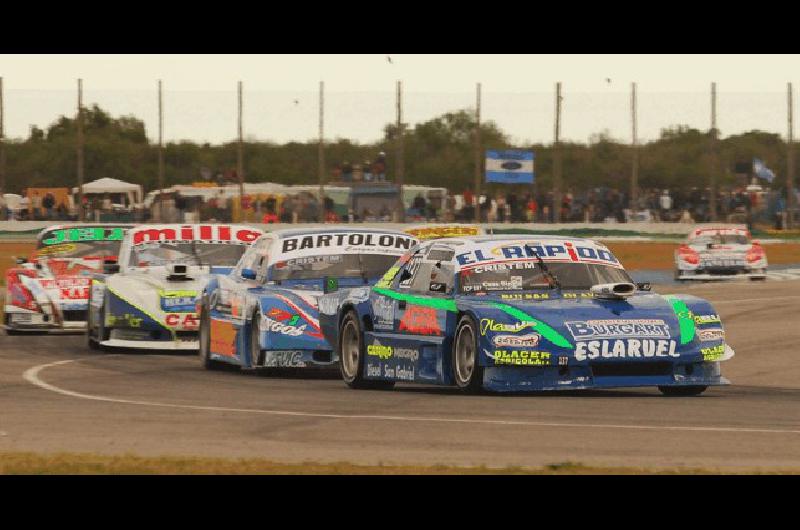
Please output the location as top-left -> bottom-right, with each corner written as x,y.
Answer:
2,279 -> 800,470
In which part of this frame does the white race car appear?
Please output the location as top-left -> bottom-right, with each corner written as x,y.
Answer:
674,224 -> 768,281
87,223 -> 265,350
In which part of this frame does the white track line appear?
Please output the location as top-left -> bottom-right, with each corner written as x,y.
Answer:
22,358 -> 800,436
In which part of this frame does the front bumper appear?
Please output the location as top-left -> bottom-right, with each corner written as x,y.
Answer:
100,338 -> 198,350
4,306 -> 88,333
677,269 -> 766,281
483,350 -> 733,392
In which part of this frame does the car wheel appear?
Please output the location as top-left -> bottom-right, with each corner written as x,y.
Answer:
339,310 -> 394,390
198,298 -> 225,371
87,291 -> 100,350
90,294 -> 109,352
658,385 -> 707,396
250,310 -> 262,369
452,315 -> 484,393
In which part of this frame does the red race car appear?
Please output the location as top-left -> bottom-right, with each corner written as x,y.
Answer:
4,224 -> 134,334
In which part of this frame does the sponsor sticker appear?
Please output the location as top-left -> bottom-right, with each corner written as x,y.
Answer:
486,349 -> 551,366
263,351 -> 306,368
399,305 -> 441,335
694,314 -> 721,325
573,339 -> 678,361
479,318 -> 536,335
697,328 -> 725,342
701,344 -> 726,361
367,343 -> 393,360
280,233 -> 417,254
372,295 -> 395,330
210,319 -> 237,356
493,333 -> 540,348
566,319 -> 671,340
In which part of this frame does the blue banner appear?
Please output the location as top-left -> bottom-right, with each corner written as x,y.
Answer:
486,150 -> 535,184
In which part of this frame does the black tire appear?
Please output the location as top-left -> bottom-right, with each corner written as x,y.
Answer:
198,298 -> 225,371
86,290 -> 100,350
339,310 -> 394,390
249,310 -> 262,369
88,293 -> 109,351
452,314 -> 484,393
658,385 -> 707,396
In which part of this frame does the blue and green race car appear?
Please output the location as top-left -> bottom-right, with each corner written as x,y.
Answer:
318,235 -> 734,395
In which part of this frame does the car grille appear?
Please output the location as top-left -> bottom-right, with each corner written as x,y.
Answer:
591,362 -> 673,377
175,331 -> 198,341
62,310 -> 88,322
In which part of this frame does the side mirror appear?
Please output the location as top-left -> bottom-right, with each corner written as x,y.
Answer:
637,282 -> 652,292
241,268 -> 257,281
15,257 -> 28,265
399,269 -> 412,282
323,276 -> 339,294
103,263 -> 120,274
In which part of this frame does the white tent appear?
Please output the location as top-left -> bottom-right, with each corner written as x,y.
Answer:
72,178 -> 144,207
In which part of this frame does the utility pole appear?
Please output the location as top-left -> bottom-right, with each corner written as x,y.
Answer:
0,77 -> 5,198
318,80 -> 325,204
788,82 -> 795,229
709,82 -> 718,221
157,79 -> 164,222
553,82 -> 562,224
631,82 -> 639,213
396,80 -> 405,222
237,81 -> 244,220
474,82 -> 482,223
77,79 -> 85,222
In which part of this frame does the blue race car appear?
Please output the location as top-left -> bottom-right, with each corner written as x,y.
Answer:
197,228 -> 419,370
318,235 -> 734,395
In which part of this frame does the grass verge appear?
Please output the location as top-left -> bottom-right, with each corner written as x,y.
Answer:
1,452 -> 797,475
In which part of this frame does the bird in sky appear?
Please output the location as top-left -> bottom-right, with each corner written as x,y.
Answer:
293,99 -> 299,106
605,78 -> 612,84
387,55 -> 393,64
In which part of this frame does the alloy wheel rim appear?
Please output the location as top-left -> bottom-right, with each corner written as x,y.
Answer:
456,324 -> 475,384
341,320 -> 359,380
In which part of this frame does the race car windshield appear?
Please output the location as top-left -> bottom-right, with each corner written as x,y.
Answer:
35,240 -> 122,259
129,242 -> 248,268
459,260 -> 633,293
693,234 -> 749,245
269,254 -> 400,281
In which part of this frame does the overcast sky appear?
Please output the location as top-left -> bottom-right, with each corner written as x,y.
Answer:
2,54 -> 799,144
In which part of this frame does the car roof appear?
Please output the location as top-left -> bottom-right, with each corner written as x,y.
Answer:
424,234 -> 603,247
37,223 -> 135,240
267,226 -> 412,238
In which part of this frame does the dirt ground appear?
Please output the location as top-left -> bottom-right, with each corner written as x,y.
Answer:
0,241 -> 798,280
603,241 -> 800,270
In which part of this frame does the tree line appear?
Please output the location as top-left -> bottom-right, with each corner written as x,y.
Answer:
1,104 -> 796,196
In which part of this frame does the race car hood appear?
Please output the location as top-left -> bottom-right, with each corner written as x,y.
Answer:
105,266 -> 214,329
459,291 -> 711,357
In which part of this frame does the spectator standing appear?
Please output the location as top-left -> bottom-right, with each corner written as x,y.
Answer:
42,193 -> 56,220
526,195 -> 537,222
659,190 -> 672,221
412,193 -> 426,217
342,161 -> 353,182
374,152 -> 387,181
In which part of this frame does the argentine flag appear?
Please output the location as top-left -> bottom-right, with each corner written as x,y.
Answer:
753,158 -> 776,183
486,150 -> 535,184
